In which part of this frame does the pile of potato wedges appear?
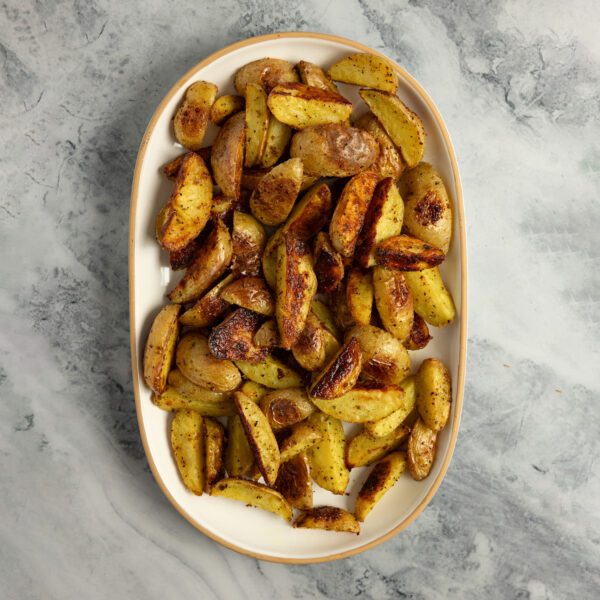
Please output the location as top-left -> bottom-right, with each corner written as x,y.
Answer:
144,53 -> 456,534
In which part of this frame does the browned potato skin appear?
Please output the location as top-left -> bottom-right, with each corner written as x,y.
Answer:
211,111 -> 245,199
405,313 -> 432,350
274,453 -> 313,510
285,183 -> 332,240
220,276 -> 274,316
297,60 -> 338,92
210,194 -> 240,224
253,319 -> 280,348
168,235 -> 202,271
346,268 -> 374,326
162,153 -> 187,180
375,235 -> 445,271
291,312 -> 326,371
313,232 -> 344,293
294,506 -> 360,534
332,281 -> 356,332
310,337 -> 363,400
290,124 -> 378,177
174,81 -> 217,151
416,358 -> 452,431
204,417 -> 226,491
372,266 -> 414,342
407,418 -> 438,480
234,58 -> 299,94
260,388 -> 315,431
179,273 -> 235,328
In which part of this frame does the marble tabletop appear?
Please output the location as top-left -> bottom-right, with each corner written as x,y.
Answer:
1,0 -> 599,598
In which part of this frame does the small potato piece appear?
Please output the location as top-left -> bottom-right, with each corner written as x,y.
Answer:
292,312 -> 326,371
253,319 -> 280,348
234,391 -> 280,485
311,299 -> 340,339
168,221 -> 232,304
346,269 -> 374,326
405,313 -> 431,350
375,235 -> 445,271
234,58 -> 299,95
208,308 -> 268,363
307,412 -> 349,495
176,332 -> 241,392
261,116 -> 292,167
211,478 -> 292,521
239,380 -> 268,403
244,83 -> 269,167
231,211 -> 266,277
275,235 -> 317,349
290,124 -> 378,177
403,268 -> 456,327
179,273 -> 235,328
355,451 -> 406,521
204,417 -> 226,491
407,418 -> 438,480
279,422 -> 322,462
171,409 -> 205,494
284,183 -> 332,240
329,171 -> 379,257
235,355 -> 303,389
250,158 -> 303,226
310,338 -> 362,400
402,162 -> 453,254
416,358 -> 452,432
210,94 -> 244,125
260,387 -> 315,431
225,416 -> 259,479
313,232 -> 344,293
329,53 -> 397,93
355,177 -> 404,268
346,425 -> 410,468
267,83 -> 352,129
262,229 -> 283,289
365,376 -> 416,438
297,60 -> 338,92
360,89 -> 425,167
143,304 -> 180,394
174,81 -> 218,151
211,111 -> 245,199
294,506 -> 359,534
274,453 -> 313,510
332,282 -> 356,332
221,276 -> 274,316
373,266 -> 414,341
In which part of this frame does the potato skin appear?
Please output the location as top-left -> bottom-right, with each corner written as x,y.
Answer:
313,232 -> 344,293
234,58 -> 299,95
375,235 -> 445,271
291,312 -> 326,371
407,418 -> 438,480
231,211 -> 266,277
294,506 -> 359,534
405,313 -> 432,350
403,267 -> 456,327
372,266 -> 414,341
179,273 -> 235,328
416,358 -> 451,432
260,388 -> 315,431
174,81 -> 218,151
171,409 -> 205,495
274,453 -> 313,510
211,111 -> 245,199
220,276 -> 274,316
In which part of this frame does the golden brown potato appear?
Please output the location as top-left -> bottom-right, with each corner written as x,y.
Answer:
402,162 -> 453,254
220,276 -> 274,316
208,308 -> 268,363
416,358 -> 451,432
294,506 -> 360,534
171,409 -> 205,494
290,124 -> 378,177
329,53 -> 397,93
241,167 -> 270,190
329,170 -> 378,257
359,89 -> 425,167
354,177 -> 404,268
225,416 -> 259,479
143,304 -> 180,394
234,355 -> 303,389
204,417 -> 226,491
244,83 -> 269,167
375,235 -> 445,271
210,94 -> 244,125
211,111 -> 245,199
261,229 -> 283,289
234,58 -> 299,95
260,387 -> 315,431
279,422 -> 322,463
346,268 -> 374,325
296,60 -> 338,92
364,375 -> 416,437
407,418 -> 438,480
284,183 -> 332,240
310,299 -> 341,339
405,313 -> 432,350
261,116 -> 292,167
179,273 -> 235,328
313,232 -> 344,293
162,153 -> 187,180
249,158 -> 303,225
267,83 -> 352,129
373,266 -> 414,341
253,319 -> 280,348
403,267 -> 456,327
176,332 -> 241,392
174,81 -> 218,151
346,424 -> 409,468
210,194 -> 239,224
292,312 -> 326,371
230,211 -> 266,277
332,281 -> 356,332
168,220 -> 233,304
168,234 -> 203,271
239,380 -> 268,403
274,453 -> 313,510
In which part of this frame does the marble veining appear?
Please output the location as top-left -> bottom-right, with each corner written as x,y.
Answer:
1,0 -> 599,598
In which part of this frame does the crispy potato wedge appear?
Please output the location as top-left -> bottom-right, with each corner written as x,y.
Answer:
225,416 -> 259,479
329,53 -> 397,93
260,387 -> 315,431
355,451 -> 407,521
346,268 -> 374,325
253,319 -> 280,348
220,276 -> 274,316
294,506 -> 359,534
168,221 -> 232,303
332,281 -> 356,332
179,273 -> 235,328
162,153 -> 187,180
275,235 -> 317,349
174,81 -> 218,151
211,478 -> 292,521
292,312 -> 326,371
359,89 -> 425,167
231,211 -> 266,277
297,60 -> 339,92
274,453 -> 313,510
402,163 -> 453,254
313,232 -> 344,293
284,183 -> 332,240
309,337 -> 362,400
373,266 -> 414,341
407,418 -> 438,480
210,194 -> 239,223
234,58 -> 299,95
262,229 -> 283,289
306,412 -> 349,495
143,304 -> 180,394
176,332 -> 241,392
279,422 -> 322,463
244,83 -> 269,167
375,235 -> 445,271
250,158 -> 303,225
211,111 -> 245,199
234,355 -> 303,388
290,124 -> 378,177
234,391 -> 280,485
310,299 -> 340,339
210,94 -> 244,125
364,376 -> 416,437
171,409 -> 205,494
267,83 -> 352,129
239,380 -> 268,403
355,177 -> 404,268
204,417 -> 226,491
155,202 -> 172,243
346,425 -> 410,468
405,313 -> 431,350
208,308 -> 268,363
261,116 -> 292,167
403,267 -> 456,327
416,358 -> 451,432
168,234 -> 203,271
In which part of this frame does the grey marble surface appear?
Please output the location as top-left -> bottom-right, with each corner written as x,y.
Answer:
1,0 -> 599,598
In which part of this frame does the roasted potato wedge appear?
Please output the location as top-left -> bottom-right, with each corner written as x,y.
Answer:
267,83 -> 352,129
262,229 -> 283,289
310,299 -> 340,339
239,380 -> 268,403
162,153 -> 187,180
329,53 -> 397,93
346,425 -> 410,468
176,332 -> 241,392
402,163 -> 453,254
346,269 -> 374,326
234,355 -> 303,388
294,506 -> 359,534
244,83 -> 269,167
210,194 -> 239,223
364,376 -> 416,438
261,116 -> 292,167
234,391 -> 280,485
225,416 -> 259,479
359,89 -> 425,167
143,304 -> 180,394
405,313 -> 431,350
208,308 -> 268,363
416,358 -> 451,432
211,478 -> 292,521
403,267 -> 456,327
168,221 -> 232,303
260,387 -> 315,431
204,417 -> 226,491
274,453 -> 313,510
168,235 -> 204,271
297,60 -> 338,92
234,58 -> 299,95
332,281 -> 356,332
284,183 -> 332,240
174,81 -> 217,151
220,276 -> 274,316
179,273 -> 235,328
309,338 -> 362,400
210,94 -> 244,125
355,451 -> 407,521
407,418 -> 438,480
307,412 -> 349,495
373,266 -> 414,341
279,422 -> 322,463
329,170 -> 378,257
171,409 -> 205,494
253,319 -> 280,348
241,167 -> 270,190
230,211 -> 266,277
313,232 -> 344,293
211,111 -> 245,199
250,158 -> 303,225
290,124 -> 378,177
375,235 -> 445,271
355,177 -> 404,268
292,312 -> 326,371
